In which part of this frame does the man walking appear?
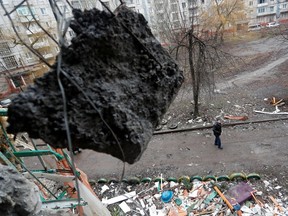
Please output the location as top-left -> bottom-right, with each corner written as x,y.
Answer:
213,118 -> 223,149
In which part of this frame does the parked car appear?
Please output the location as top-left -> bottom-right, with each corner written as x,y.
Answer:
266,22 -> 280,28
0,98 -> 11,108
248,24 -> 262,31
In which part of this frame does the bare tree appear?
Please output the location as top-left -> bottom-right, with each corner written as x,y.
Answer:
199,0 -> 245,43
152,0 -> 236,118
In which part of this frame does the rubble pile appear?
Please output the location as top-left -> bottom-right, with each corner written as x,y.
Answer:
0,164 -> 42,215
93,175 -> 288,215
6,6 -> 183,164
0,164 -> 76,216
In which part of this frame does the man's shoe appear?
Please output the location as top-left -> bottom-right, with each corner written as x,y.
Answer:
218,147 -> 223,149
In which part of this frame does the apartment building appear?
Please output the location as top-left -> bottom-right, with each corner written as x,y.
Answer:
0,0 -> 110,98
246,0 -> 288,25
0,0 -> 60,97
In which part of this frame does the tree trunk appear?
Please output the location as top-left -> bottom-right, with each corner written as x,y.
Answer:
188,31 -> 199,118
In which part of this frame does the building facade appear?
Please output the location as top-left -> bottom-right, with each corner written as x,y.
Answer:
246,0 -> 288,25
0,0 -> 287,98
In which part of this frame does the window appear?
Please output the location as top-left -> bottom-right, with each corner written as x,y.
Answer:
25,52 -> 33,59
71,1 -> 82,9
156,3 -> 163,9
15,26 -> 21,32
59,5 -> 69,13
283,3 -> 287,8
40,8 -> 47,15
0,42 -> 11,56
170,0 -> 176,3
171,3 -> 177,12
258,7 -> 265,13
158,13 -> 164,20
249,1 -> 253,6
174,21 -> 181,29
0,29 -> 4,40
172,13 -> 178,21
201,0 -> 205,3
2,56 -> 18,69
270,6 -> 274,12
16,6 -> 35,16
258,0 -> 266,3
182,2 -> 186,8
69,30 -> 75,37
46,22 -> 51,27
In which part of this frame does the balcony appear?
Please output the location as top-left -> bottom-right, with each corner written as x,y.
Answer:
43,53 -> 54,59
257,3 -> 268,7
26,28 -> 43,35
33,41 -> 50,49
19,15 -> 39,23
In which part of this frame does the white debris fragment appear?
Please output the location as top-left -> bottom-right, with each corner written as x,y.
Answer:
102,191 -> 136,205
251,204 -> 262,214
263,180 -> 270,187
148,204 -> 157,215
119,201 -> 131,213
136,207 -> 145,216
169,181 -> 178,188
256,191 -> 263,196
187,119 -> 193,124
241,205 -> 253,213
154,193 -> 161,199
275,185 -> 282,190
139,199 -> 145,208
100,185 -> 109,194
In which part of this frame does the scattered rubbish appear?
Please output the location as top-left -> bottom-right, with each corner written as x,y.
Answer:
161,190 -> 173,203
94,174 -> 288,215
254,106 -> 288,115
226,182 -> 254,204
102,191 -> 136,205
270,97 -> 285,107
119,201 -> 131,213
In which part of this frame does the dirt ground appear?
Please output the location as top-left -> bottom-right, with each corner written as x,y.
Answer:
74,33 -> 288,192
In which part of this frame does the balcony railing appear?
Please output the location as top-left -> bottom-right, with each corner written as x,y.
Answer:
33,41 -> 50,49
257,3 -> 268,7
19,15 -> 39,23
26,28 -> 43,35
42,53 -> 54,59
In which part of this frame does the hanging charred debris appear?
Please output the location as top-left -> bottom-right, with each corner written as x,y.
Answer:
6,6 -> 184,164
